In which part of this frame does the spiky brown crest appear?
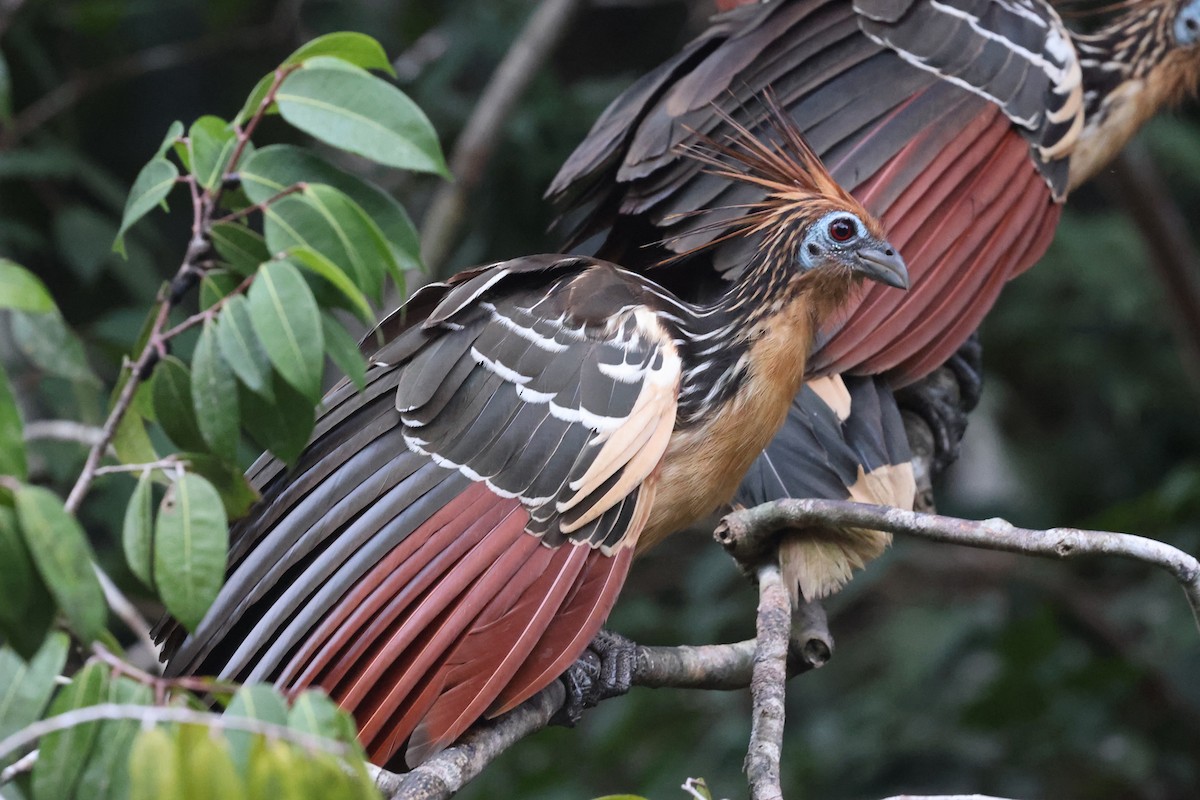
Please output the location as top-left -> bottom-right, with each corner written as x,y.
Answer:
665,92 -> 887,261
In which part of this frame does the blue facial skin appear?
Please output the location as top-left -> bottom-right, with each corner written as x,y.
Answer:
1176,0 -> 1200,46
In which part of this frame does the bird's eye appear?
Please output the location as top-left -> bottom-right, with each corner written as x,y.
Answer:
828,217 -> 856,243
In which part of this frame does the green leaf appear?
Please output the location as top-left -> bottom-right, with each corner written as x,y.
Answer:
156,121 -> 185,159
248,260 -> 324,401
112,400 -> 159,467
153,472 -> 228,631
14,485 -> 107,643
178,723 -> 246,800
217,295 -> 273,399
258,184 -> 396,306
239,376 -> 313,465
211,222 -> 269,278
192,320 -> 240,462
287,690 -> 352,741
0,50 -> 11,124
276,66 -> 448,177
235,33 -> 396,125
321,313 -> 366,392
79,676 -> 154,800
199,270 -> 241,310
289,246 -> 374,323
0,259 -> 56,313
0,633 -> 69,743
285,33 -> 395,76
0,508 -> 55,658
31,661 -> 109,800
114,157 -> 178,256
122,470 -> 155,587
130,727 -> 182,800
225,685 -> 289,775
9,310 -> 97,384
179,453 -> 259,519
152,356 -> 207,452
240,144 -> 422,277
0,362 -> 26,480
189,115 -> 238,190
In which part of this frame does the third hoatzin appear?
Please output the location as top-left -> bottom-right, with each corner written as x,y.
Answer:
549,0 -> 1200,600
156,107 -> 908,767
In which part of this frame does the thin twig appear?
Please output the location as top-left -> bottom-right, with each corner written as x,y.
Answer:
0,703 -> 351,766
92,456 -> 184,477
375,630 -> 829,800
745,563 -> 789,800
420,0 -> 585,274
0,750 -> 37,785
715,499 -> 1200,633
23,420 -> 106,447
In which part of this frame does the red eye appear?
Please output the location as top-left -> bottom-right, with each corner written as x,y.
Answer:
828,217 -> 856,243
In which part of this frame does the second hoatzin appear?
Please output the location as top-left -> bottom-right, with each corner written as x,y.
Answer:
157,108 -> 909,766
549,0 -> 1200,600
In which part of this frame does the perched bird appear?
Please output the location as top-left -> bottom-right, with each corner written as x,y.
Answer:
157,107 -> 909,767
549,0 -> 1200,600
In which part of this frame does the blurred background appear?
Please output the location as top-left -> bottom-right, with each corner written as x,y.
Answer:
2,0 -> 1199,797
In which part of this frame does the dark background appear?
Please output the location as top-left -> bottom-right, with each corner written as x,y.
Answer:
2,1 -> 1199,797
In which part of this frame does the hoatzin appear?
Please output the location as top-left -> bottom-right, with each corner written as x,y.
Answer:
156,109 -> 909,766
548,0 -> 1200,600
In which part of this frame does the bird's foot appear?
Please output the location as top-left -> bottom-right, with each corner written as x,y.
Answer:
552,629 -> 636,727
894,331 -> 983,477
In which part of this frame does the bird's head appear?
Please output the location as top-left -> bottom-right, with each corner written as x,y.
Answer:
677,96 -> 909,296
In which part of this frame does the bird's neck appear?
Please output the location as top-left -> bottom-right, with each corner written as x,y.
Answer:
670,240 -> 851,426
1070,6 -> 1200,188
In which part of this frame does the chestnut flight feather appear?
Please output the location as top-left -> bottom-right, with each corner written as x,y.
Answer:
549,0 -> 1200,601
155,103 -> 909,768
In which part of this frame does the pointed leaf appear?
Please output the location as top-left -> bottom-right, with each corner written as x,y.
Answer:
241,144 -> 421,276
289,245 -> 374,322
239,376 -> 313,465
153,472 -> 228,631
321,313 -> 366,392
14,485 -> 107,643
211,222 -> 269,278
192,320 -> 240,461
179,453 -> 259,519
156,121 -> 185,159
0,508 -> 55,658
0,633 -> 69,742
114,157 -> 178,255
285,32 -> 394,76
199,270 -> 240,310
10,310 -> 97,384
122,470 -> 155,587
152,355 -> 207,452
217,295 -> 273,399
79,676 -> 154,800
225,685 -> 289,775
31,661 -> 109,799
0,362 -> 26,480
0,259 -> 55,313
247,260 -> 324,401
189,115 -> 237,189
130,727 -> 183,800
276,65 -> 448,176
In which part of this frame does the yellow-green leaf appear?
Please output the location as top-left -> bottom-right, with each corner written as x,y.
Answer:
153,473 -> 228,631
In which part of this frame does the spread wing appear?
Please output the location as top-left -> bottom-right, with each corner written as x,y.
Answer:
157,254 -> 682,767
549,0 -> 1072,385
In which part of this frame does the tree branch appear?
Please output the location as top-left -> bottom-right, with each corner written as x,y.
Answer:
0,704 -> 351,768
745,563 -> 790,800
419,0 -> 585,275
374,625 -> 833,800
714,499 -> 1200,634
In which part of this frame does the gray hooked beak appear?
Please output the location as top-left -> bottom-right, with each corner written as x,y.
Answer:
855,245 -> 909,290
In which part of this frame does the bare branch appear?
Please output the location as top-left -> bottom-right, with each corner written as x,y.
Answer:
715,499 -> 1200,634
23,420 -> 106,447
0,703 -> 351,767
420,0 -> 585,275
0,750 -> 37,785
374,626 -> 832,800
745,563 -> 790,800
